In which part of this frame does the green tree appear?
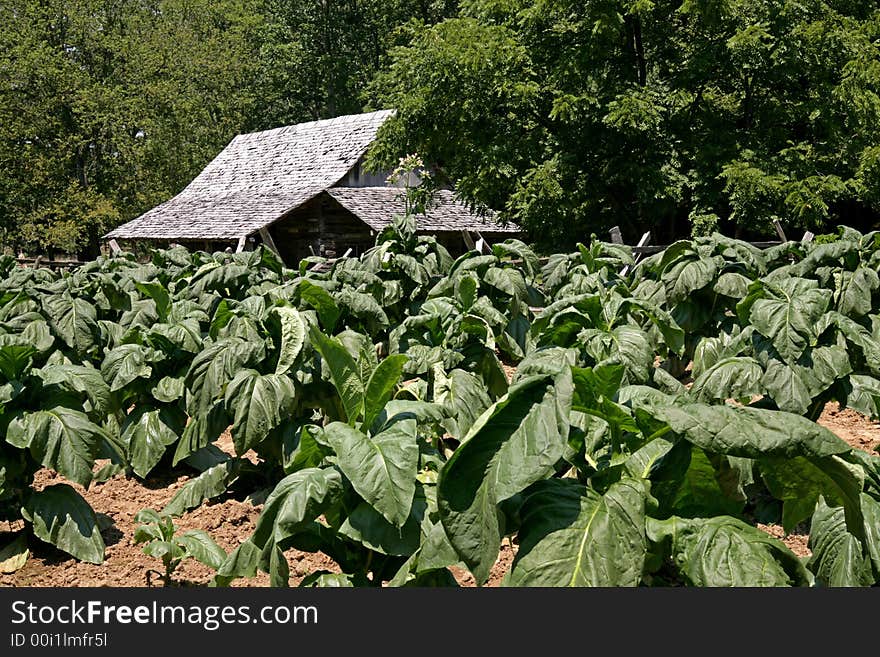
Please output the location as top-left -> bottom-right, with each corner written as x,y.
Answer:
0,0 -> 263,257
0,0 -> 457,257
366,0 -> 880,248
251,0 -> 458,128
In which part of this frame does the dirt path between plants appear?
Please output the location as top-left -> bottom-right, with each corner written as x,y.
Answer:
0,429 -> 516,588
1,402 -> 876,587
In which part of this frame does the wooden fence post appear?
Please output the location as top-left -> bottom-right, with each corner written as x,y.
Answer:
773,220 -> 787,242
621,231 -> 651,276
258,227 -> 285,265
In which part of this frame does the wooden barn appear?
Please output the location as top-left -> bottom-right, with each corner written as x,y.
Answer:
104,110 -> 520,263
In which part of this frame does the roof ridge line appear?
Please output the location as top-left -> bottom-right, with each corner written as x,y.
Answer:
234,109 -> 395,141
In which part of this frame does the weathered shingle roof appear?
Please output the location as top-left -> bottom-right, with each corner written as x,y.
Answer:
106,110 -> 395,240
325,187 -> 520,233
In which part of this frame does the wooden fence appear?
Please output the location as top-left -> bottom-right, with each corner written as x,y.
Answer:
16,220 -> 814,273
14,256 -> 87,270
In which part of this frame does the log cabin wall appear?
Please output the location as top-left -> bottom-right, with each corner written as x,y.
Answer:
269,194 -> 375,265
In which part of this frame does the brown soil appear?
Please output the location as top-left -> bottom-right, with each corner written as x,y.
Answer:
757,523 -> 812,559
817,405 -> 880,454
2,402 -> 876,588
0,430 -> 510,588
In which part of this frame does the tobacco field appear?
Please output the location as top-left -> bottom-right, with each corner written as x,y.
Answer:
2,218 -> 880,587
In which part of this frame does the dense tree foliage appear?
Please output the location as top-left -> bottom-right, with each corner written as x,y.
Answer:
3,0 -> 880,255
0,0 -> 264,256
366,0 -> 880,247
0,0 -> 456,257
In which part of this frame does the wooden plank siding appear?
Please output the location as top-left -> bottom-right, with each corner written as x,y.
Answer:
268,194 -> 375,263
265,192 -> 518,263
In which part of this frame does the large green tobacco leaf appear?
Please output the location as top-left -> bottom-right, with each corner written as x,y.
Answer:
653,448 -> 745,518
189,262 -> 250,297
121,406 -> 187,478
0,344 -> 35,382
481,266 -> 521,300
0,535 -> 29,573
42,295 -> 99,356
185,338 -> 264,416
572,363 -> 625,402
760,456 -> 864,532
214,540 -> 261,586
272,307 -> 305,376
689,357 -> 764,403
859,493 -> 880,577
163,459 -> 241,516
225,370 -> 297,454
624,298 -> 685,355
571,365 -> 639,438
322,419 -> 419,527
310,328 -> 365,424
338,491 -> 426,556
847,375 -> 880,418
454,272 -> 478,309
279,422 -> 330,474
22,484 -> 104,564
433,366 -> 493,439
507,478 -> 647,586
530,294 -> 602,339
152,376 -> 185,403
372,400 -> 446,432
251,467 -> 344,548
836,267 -> 880,317
807,498 -> 872,586
830,314 -> 880,373
101,344 -> 153,392
172,404 -> 228,465
336,288 -> 389,326
0,319 -> 55,356
120,299 -> 159,330
691,329 -> 754,379
395,253 -> 429,286
761,361 -> 812,414
340,330 -> 378,387
208,299 -> 235,339
6,407 -> 106,486
149,319 -> 202,354
299,281 -> 340,332
747,278 -> 828,362
645,402 -> 849,459
362,354 -> 409,431
609,326 -> 653,383
788,240 -> 859,278
713,271 -> 752,299
134,281 -> 171,321
792,346 -> 852,400
666,257 -> 718,304
438,373 -> 572,584
648,516 -> 810,587
36,365 -> 113,415
624,438 -> 677,479
581,325 -> 653,383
